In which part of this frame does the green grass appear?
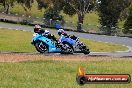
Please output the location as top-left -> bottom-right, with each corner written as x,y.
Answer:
81,38 -> 128,52
0,28 -> 128,52
0,28 -> 36,52
61,12 -> 100,31
0,59 -> 132,88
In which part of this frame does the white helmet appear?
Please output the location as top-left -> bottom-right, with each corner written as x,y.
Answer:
44,30 -> 50,35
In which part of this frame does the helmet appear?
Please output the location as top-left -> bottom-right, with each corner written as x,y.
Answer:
44,30 -> 50,35
58,29 -> 65,36
34,25 -> 41,33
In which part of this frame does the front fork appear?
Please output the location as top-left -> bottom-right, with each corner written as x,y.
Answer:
78,42 -> 87,50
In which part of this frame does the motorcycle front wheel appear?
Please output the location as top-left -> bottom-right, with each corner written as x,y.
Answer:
79,43 -> 90,55
82,48 -> 90,55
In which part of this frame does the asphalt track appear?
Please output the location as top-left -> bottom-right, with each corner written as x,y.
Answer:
0,23 -> 132,57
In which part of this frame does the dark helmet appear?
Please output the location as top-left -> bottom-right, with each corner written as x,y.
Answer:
34,25 -> 41,33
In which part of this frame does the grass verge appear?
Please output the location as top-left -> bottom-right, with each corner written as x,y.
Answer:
0,28 -> 128,52
0,28 -> 36,52
81,38 -> 128,52
0,55 -> 132,88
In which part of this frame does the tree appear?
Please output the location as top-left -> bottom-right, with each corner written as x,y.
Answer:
97,0 -> 130,35
123,4 -> 132,34
36,0 -> 48,10
0,0 -> 3,3
16,0 -> 34,12
0,0 -> 34,14
0,0 -> 16,14
62,0 -> 95,31
119,8 -> 129,21
36,0 -> 95,31
36,0 -> 65,27
43,8 -> 64,27
36,0 -> 54,9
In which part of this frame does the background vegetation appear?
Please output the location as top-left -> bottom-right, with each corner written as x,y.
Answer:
123,4 -> 132,34
0,0 -> 131,34
0,28 -> 128,52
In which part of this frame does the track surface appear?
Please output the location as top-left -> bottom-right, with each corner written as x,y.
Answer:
1,52 -> 132,63
0,23 -> 132,57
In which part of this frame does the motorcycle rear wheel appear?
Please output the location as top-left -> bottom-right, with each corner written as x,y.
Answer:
61,43 -> 74,54
35,41 -> 48,53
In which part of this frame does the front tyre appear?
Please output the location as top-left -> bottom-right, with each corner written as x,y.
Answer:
34,41 -> 48,53
83,48 -> 90,55
79,43 -> 90,55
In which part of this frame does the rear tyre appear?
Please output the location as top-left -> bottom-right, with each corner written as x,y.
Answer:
34,41 -> 48,53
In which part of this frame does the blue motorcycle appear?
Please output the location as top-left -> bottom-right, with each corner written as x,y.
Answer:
55,23 -> 90,54
31,33 -> 73,54
59,35 -> 90,54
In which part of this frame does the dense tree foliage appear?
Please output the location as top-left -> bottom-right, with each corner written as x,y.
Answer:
16,0 -> 33,11
97,0 -> 130,35
0,0 -> 16,13
62,0 -> 95,31
36,0 -> 65,27
43,8 -> 64,27
36,0 -> 95,31
36,0 -> 48,9
123,4 -> 132,34
0,0 -> 33,13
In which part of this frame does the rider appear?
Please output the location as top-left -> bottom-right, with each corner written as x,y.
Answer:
43,30 -> 58,43
34,24 -> 58,42
57,29 -> 78,42
58,29 -> 68,37
57,29 -> 68,42
55,22 -> 78,41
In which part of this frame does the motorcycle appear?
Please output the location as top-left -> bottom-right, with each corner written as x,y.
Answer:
59,35 -> 90,54
55,24 -> 90,54
31,33 -> 73,54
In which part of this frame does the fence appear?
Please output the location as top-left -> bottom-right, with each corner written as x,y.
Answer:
0,12 -> 43,24
0,12 -> 100,32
